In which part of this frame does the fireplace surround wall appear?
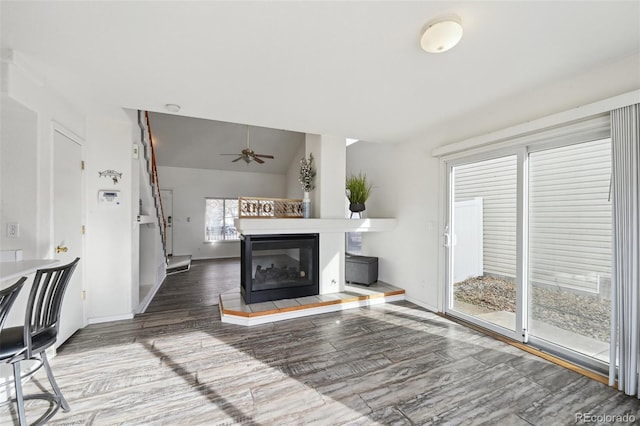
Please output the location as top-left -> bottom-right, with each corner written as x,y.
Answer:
241,233 -> 319,304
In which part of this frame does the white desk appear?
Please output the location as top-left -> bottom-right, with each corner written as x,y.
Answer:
0,259 -> 59,288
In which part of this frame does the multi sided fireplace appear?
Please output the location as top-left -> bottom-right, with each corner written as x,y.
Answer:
241,233 -> 319,304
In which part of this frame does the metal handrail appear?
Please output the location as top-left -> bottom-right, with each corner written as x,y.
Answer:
143,111 -> 167,256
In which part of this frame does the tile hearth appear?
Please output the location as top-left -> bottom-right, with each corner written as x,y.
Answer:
219,282 -> 405,326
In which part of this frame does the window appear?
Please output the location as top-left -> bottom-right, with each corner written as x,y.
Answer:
205,198 -> 240,241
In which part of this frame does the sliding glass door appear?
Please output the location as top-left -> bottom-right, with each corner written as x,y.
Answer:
447,154 -> 520,339
527,139 -> 612,364
445,137 -> 612,368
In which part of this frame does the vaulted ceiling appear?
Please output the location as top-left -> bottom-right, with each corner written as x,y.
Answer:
2,1 -> 639,163
148,112 -> 304,174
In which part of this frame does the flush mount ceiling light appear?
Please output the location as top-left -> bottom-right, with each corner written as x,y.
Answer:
165,103 -> 181,113
420,16 -> 463,53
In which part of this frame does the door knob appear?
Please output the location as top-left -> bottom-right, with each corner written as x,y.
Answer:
56,245 -> 68,253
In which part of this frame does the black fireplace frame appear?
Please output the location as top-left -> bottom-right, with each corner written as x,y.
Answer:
241,233 -> 319,304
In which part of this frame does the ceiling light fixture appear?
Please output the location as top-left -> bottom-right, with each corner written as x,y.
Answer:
165,103 -> 181,113
420,16 -> 463,53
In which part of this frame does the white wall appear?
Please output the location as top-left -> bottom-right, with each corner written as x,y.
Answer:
306,134 -> 347,294
285,143 -> 305,199
346,141 -> 398,218
310,135 -> 346,219
158,166 -> 286,260
2,51 -> 139,324
346,140 -> 441,311
84,112 -> 136,321
423,54 -> 640,151
2,52 -> 86,260
0,96 -> 38,257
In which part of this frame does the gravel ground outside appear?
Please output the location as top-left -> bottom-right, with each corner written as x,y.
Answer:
454,275 -> 611,342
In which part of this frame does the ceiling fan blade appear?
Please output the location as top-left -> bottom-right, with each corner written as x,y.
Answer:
253,156 -> 265,164
232,156 -> 243,162
254,154 -> 274,159
220,153 -> 241,156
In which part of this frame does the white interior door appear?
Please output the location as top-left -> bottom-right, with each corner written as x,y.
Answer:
160,189 -> 173,255
53,129 -> 85,345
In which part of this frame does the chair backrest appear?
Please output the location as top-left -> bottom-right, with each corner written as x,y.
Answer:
24,258 -> 80,356
0,277 -> 27,330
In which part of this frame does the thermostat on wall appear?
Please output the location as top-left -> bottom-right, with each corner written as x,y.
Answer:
98,190 -> 121,205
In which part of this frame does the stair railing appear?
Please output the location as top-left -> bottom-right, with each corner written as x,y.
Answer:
138,110 -> 168,261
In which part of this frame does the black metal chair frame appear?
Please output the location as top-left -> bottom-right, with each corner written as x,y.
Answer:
0,277 -> 27,420
0,277 -> 27,330
0,258 -> 80,426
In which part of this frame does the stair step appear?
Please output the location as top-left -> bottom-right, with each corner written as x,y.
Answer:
167,255 -> 192,275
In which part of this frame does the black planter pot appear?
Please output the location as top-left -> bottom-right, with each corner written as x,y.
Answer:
349,203 -> 366,212
349,203 -> 366,218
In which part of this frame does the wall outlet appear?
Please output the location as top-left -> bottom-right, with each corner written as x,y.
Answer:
7,223 -> 19,238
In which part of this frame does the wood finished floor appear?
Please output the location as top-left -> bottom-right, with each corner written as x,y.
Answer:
2,261 -> 640,425
146,258 -> 241,313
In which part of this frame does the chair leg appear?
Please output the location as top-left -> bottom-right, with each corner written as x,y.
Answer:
12,362 -> 27,426
41,351 -> 70,412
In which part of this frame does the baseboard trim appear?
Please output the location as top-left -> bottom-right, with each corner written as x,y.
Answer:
87,313 -> 135,324
136,276 -> 166,314
405,296 -> 438,313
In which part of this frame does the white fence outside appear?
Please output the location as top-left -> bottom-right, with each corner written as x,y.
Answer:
453,198 -> 483,283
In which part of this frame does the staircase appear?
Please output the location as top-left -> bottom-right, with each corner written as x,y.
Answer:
167,255 -> 192,274
138,111 -> 192,275
135,112 -> 193,313
138,111 -> 168,260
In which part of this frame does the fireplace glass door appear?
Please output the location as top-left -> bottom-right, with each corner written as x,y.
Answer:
241,234 -> 319,304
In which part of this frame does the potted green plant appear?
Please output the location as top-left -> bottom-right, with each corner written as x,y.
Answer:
346,172 -> 373,217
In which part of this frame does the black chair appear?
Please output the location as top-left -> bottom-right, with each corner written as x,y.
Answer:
0,278 -> 27,420
0,258 -> 80,425
0,277 -> 27,329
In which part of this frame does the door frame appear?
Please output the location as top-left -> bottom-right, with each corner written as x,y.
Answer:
50,121 -> 87,327
442,148 -> 526,342
160,189 -> 173,256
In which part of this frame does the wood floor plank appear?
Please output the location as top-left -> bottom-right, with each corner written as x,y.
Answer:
2,259 -> 639,425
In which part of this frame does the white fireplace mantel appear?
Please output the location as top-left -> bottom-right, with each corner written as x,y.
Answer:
234,218 -> 396,235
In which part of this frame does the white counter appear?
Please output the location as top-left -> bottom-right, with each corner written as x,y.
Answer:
0,259 -> 59,288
